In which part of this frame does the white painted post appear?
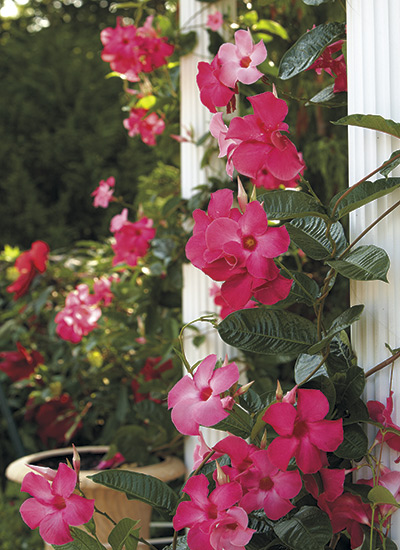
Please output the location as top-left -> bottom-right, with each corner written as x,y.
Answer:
347,0 -> 400,542
179,0 -> 236,468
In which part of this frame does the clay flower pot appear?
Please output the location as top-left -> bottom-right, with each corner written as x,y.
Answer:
6,445 -> 186,549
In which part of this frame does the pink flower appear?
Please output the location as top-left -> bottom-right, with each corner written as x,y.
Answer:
367,391 -> 400,453
92,276 -> 114,306
55,284 -> 102,343
210,283 -> 257,319
91,176 -> 115,208
192,431 -> 224,469
123,107 -> 165,145
262,388 -> 343,474
0,343 -> 44,381
319,492 -> 371,549
100,18 -> 174,82
217,30 -> 267,88
206,11 -> 223,32
20,463 -> 94,545
307,40 -> 347,93
185,189 -> 292,311
110,208 -> 129,233
224,92 -> 306,182
358,467 -> 400,525
168,354 -> 239,436
112,217 -> 156,267
239,449 -> 303,520
95,452 -> 126,470
251,161 -> 303,190
196,59 -> 235,114
7,241 -> 50,300
173,474 -> 254,550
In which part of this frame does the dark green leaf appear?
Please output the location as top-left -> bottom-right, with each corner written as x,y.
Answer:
326,331 -> 354,374
206,29 -> 224,56
380,150 -> 400,178
259,190 -> 326,220
89,471 -> 178,517
342,398 -> 369,425
218,309 -> 318,356
108,519 -> 140,550
163,535 -> 189,550
177,31 -> 197,56
327,245 -> 390,282
308,84 -> 347,107
334,366 -> 366,404
294,353 -> 328,384
368,486 -> 400,507
213,403 -> 253,439
274,506 -> 332,550
112,426 -> 150,464
277,272 -> 320,308
307,305 -> 364,355
239,387 -> 265,414
286,217 -> 347,260
361,532 -> 398,550
53,528 -> 106,550
279,22 -> 346,79
328,178 -> 400,220
334,424 -> 368,460
333,114 -> 400,139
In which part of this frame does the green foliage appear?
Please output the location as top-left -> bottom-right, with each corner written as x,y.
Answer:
274,507 -> 332,550
327,245 -> 390,282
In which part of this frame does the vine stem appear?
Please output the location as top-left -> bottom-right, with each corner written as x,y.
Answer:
316,268 -> 336,340
179,315 -> 217,375
297,349 -> 330,387
365,350 -> 400,378
330,151 -> 400,220
337,199 -> 400,259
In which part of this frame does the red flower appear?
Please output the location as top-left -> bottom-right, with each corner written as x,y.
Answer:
131,356 -> 173,403
0,342 -> 43,382
6,241 -> 50,300
25,394 -> 81,446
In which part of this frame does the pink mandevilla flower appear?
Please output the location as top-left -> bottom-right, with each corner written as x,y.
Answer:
173,474 -> 255,550
123,107 -> 165,145
222,92 -> 305,183
206,11 -> 223,32
367,391 -> 400,454
210,282 -> 257,319
91,176 -> 115,208
112,216 -> 156,267
20,463 -> 94,545
7,240 -> 50,300
167,353 -> 239,436
307,40 -> 347,93
110,208 -> 129,233
185,189 -> 292,312
55,284 -> 102,343
262,388 -> 343,474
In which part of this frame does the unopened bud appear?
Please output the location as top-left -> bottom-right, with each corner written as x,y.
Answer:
72,444 -> 81,476
276,380 -> 283,402
216,461 -> 229,485
222,354 -> 230,368
282,385 -> 298,405
260,429 -> 268,450
235,380 -> 254,396
221,395 -> 235,410
250,184 -> 257,203
272,83 -> 278,98
237,176 -> 248,213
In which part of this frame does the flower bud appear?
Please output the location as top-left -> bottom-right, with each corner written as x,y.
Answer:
72,444 -> 81,476
276,380 -> 283,402
237,176 -> 248,213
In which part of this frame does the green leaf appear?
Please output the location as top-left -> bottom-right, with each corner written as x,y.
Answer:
342,398 -> 370,425
213,403 -> 253,439
368,486 -> 400,507
307,305 -> 364,355
334,366 -> 366,405
177,31 -> 197,56
89,471 -> 178,517
218,309 -> 318,356
108,519 -> 140,550
274,506 -> 332,550
277,272 -> 320,308
255,19 -> 289,40
112,426 -> 150,464
295,353 -> 328,384
334,424 -> 368,460
308,84 -> 347,107
326,331 -> 355,374
286,217 -> 347,260
279,22 -> 346,80
333,114 -> 400,139
327,245 -> 390,282
259,190 -> 326,220
328,177 -> 400,220
380,150 -> 400,178
53,528 -> 106,549
163,535 -> 189,550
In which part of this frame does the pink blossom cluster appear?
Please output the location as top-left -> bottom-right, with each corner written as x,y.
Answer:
55,277 -> 115,343
123,107 -> 165,145
206,11 -> 223,32
210,92 -> 305,188
110,212 -> 156,267
91,176 -> 115,208
186,189 -> 292,313
197,29 -> 267,113
307,40 -> 347,93
100,16 -> 174,83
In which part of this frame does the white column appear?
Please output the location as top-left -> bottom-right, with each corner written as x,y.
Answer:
347,0 -> 400,541
180,0 -> 236,468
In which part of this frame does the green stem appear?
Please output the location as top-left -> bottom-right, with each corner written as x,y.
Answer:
315,268 -> 336,340
178,315 -> 217,375
338,199 -> 400,259
299,175 -> 324,206
330,151 -> 400,219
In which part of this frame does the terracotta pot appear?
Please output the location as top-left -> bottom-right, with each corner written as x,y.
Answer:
6,445 -> 186,549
